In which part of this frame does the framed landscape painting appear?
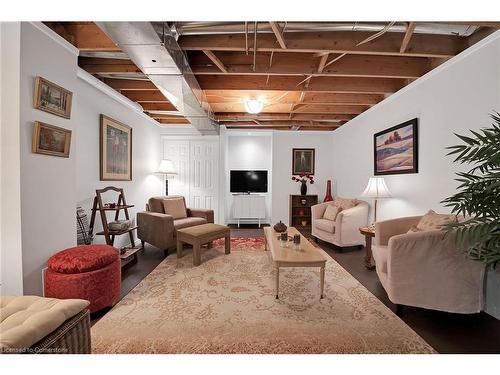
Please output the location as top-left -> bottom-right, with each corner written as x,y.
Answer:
374,118 -> 418,175
292,148 -> 315,175
100,115 -> 132,181
32,121 -> 72,158
33,76 -> 73,119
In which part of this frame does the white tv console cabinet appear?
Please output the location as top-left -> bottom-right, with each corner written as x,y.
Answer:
232,194 -> 266,227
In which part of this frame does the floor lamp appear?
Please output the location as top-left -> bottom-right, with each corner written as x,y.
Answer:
361,177 -> 392,224
156,160 -> 177,196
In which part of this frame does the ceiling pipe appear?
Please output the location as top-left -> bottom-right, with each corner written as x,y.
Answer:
169,22 -> 478,37
96,22 -> 218,135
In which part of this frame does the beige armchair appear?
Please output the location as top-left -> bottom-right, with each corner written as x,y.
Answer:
372,216 -> 486,313
137,196 -> 214,255
311,200 -> 369,248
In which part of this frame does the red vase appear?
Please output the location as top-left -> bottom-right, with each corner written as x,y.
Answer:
324,180 -> 333,202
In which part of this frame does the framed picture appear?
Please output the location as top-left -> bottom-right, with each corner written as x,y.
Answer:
32,121 -> 72,158
33,76 -> 73,119
374,118 -> 418,175
100,115 -> 132,181
292,148 -> 315,175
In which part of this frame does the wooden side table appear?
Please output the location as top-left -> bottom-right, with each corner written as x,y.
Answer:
359,226 -> 376,270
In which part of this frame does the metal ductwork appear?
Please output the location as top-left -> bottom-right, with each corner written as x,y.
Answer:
95,22 -> 218,134
168,22 -> 479,37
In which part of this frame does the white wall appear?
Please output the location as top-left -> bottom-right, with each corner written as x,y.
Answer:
331,32 -> 500,221
0,22 -> 24,295
74,77 -> 162,248
329,31 -> 500,318
13,23 -> 162,295
272,131 -> 335,225
224,131 -> 273,224
19,23 -> 79,295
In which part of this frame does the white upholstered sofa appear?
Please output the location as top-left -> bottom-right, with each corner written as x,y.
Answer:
372,216 -> 486,313
311,199 -> 369,248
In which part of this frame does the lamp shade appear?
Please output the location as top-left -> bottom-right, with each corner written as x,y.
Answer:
156,159 -> 177,175
361,177 -> 392,198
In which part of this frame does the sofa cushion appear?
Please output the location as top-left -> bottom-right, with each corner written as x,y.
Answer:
174,217 -> 207,230
323,205 -> 341,221
333,197 -> 357,210
162,197 -> 187,219
407,225 -> 423,233
48,245 -> 118,274
0,296 -> 89,350
314,218 -> 336,233
417,210 -> 458,231
148,197 -> 166,213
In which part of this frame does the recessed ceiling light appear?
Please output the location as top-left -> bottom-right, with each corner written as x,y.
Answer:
244,99 -> 264,114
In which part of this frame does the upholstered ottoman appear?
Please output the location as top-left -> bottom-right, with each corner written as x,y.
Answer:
44,245 -> 121,313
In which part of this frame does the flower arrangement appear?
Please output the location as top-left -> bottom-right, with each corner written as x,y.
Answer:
292,173 -> 314,195
291,172 -> 315,185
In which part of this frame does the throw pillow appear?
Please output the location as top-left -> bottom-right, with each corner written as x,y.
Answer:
407,225 -> 423,234
333,197 -> 357,210
162,198 -> 187,219
416,210 -> 458,231
323,205 -> 341,221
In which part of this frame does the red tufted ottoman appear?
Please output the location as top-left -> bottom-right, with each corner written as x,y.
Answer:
44,245 -> 121,313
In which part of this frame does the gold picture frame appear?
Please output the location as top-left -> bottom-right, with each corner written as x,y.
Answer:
33,76 -> 73,119
100,114 -> 133,181
32,121 -> 72,158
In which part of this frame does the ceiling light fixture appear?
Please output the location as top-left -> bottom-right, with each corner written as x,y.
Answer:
244,99 -> 264,114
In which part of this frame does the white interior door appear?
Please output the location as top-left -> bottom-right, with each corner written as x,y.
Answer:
189,140 -> 219,222
163,140 -> 190,199
163,138 -> 220,223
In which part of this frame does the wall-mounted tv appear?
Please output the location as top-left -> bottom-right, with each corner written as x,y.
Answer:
230,170 -> 268,193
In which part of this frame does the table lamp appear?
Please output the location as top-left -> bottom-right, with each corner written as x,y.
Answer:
156,159 -> 177,195
361,177 -> 392,223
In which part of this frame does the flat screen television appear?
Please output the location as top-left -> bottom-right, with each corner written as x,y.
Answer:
230,170 -> 268,193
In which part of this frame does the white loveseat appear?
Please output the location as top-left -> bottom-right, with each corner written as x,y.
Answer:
311,199 -> 369,248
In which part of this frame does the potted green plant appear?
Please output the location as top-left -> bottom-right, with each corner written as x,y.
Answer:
441,112 -> 500,267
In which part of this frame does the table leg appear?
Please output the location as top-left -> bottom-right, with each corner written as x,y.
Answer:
364,236 -> 375,270
176,238 -> 183,258
225,235 -> 231,254
275,266 -> 280,299
193,241 -> 201,266
320,266 -> 325,299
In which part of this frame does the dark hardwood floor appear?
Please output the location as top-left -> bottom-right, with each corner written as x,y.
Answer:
94,224 -> 500,353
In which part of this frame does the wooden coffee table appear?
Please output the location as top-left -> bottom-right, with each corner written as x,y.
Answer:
264,226 -> 327,300
176,224 -> 231,266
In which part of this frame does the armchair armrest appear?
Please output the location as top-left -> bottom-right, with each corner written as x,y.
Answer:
375,216 -> 422,246
335,204 -> 369,244
311,202 -> 332,220
187,208 -> 214,223
137,211 -> 175,250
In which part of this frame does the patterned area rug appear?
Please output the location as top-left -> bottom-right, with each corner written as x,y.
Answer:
91,237 -> 435,353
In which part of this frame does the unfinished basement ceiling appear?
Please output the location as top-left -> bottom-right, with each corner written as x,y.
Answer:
45,21 -> 500,131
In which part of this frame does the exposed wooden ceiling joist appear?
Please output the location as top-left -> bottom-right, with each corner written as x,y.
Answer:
120,90 -> 170,102
269,22 -> 287,49
140,102 -> 178,111
196,75 -> 405,94
216,112 -> 355,121
202,50 -> 228,73
189,52 -> 430,79
102,78 -> 157,91
400,22 -> 417,54
78,57 -> 141,74
44,22 -> 120,51
179,31 -> 465,58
